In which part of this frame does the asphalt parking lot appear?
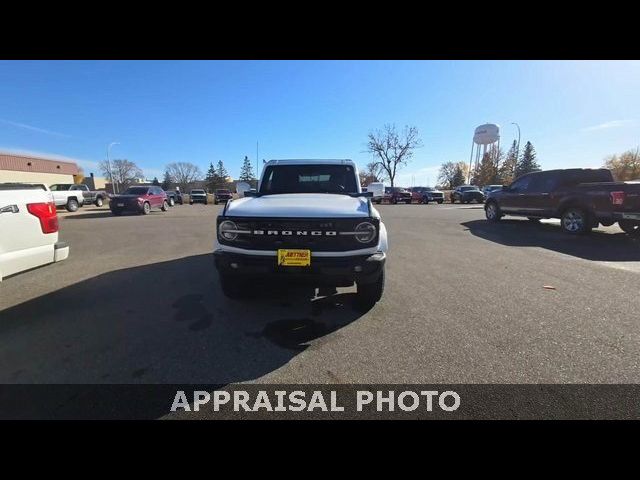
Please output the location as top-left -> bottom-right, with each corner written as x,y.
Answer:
1,202 -> 640,392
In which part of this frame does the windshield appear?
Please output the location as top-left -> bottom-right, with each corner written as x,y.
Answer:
216,189 -> 230,194
259,164 -> 357,195
49,184 -> 73,191
191,190 -> 205,194
123,187 -> 149,195
460,186 -> 478,191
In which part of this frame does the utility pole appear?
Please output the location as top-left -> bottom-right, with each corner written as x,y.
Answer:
107,142 -> 120,194
256,141 -> 259,182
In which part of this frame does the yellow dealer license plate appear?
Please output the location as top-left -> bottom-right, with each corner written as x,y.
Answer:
278,249 -> 311,267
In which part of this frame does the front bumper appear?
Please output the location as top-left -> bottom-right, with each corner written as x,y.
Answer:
463,194 -> 485,202
214,250 -> 386,286
190,196 -> 207,202
110,200 -> 143,212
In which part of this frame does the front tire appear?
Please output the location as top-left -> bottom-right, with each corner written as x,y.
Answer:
485,201 -> 502,222
437,200 -> 443,204
95,197 -> 104,207
355,269 -> 385,312
561,207 -> 591,235
619,220 -> 640,236
168,197 -> 175,207
142,202 -> 151,215
161,200 -> 169,211
66,198 -> 79,212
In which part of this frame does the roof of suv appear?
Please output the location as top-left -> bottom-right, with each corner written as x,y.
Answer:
264,159 -> 355,167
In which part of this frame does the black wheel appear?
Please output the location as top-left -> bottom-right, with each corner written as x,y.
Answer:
528,217 -> 541,223
214,199 -> 218,205
189,201 -> 194,205
485,201 -> 502,222
142,202 -> 151,215
168,197 -> 175,207
161,200 -> 169,211
66,198 -> 79,212
355,269 -> 385,312
619,220 -> 640,236
561,207 -> 591,235
204,200 -> 208,205
437,200 -> 443,204
423,199 -> 429,205
451,197 -> 455,204
392,198 -> 398,205
95,197 -> 104,207
219,274 -> 245,299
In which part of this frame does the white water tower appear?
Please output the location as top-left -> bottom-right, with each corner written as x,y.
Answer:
468,123 -> 500,183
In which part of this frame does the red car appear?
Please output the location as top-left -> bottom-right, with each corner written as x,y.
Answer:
110,186 -> 169,215
384,187 -> 412,204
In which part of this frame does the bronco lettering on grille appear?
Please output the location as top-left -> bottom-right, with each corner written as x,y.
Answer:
253,230 -> 337,236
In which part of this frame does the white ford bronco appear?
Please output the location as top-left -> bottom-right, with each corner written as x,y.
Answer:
213,159 -> 388,310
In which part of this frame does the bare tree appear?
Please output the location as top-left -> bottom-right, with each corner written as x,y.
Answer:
165,162 -> 203,191
367,124 -> 422,187
99,158 -> 143,191
604,147 -> 640,181
359,161 -> 386,186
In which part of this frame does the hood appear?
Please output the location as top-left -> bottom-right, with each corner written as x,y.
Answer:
225,193 -> 371,218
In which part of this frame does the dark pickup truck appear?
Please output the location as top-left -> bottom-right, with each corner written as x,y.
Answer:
484,168 -> 640,235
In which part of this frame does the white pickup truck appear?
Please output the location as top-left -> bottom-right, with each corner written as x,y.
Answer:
49,183 -> 88,212
0,183 -> 69,282
213,159 -> 388,310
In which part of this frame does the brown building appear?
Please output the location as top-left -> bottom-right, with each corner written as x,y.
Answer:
0,151 -> 80,185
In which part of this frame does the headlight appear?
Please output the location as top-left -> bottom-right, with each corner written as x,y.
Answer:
355,222 -> 376,243
219,220 -> 239,241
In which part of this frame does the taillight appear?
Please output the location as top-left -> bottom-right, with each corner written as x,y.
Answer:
27,201 -> 59,234
611,191 -> 625,206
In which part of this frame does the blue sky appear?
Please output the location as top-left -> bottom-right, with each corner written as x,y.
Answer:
0,60 -> 638,186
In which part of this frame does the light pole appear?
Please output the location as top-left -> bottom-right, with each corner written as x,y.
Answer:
107,142 -> 120,194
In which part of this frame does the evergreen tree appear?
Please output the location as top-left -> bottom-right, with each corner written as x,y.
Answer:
514,141 -> 541,179
475,152 -> 500,186
216,160 -> 229,183
500,140 -> 519,184
205,162 -> 220,192
152,177 -> 160,186
239,156 -> 256,181
161,170 -> 172,190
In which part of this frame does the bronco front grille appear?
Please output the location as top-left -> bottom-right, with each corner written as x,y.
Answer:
217,217 -> 380,251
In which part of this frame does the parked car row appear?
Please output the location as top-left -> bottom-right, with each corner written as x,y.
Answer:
365,185 -> 447,204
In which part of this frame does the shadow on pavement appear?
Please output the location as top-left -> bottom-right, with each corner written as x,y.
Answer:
462,219 -> 640,262
0,253 -> 365,382
0,254 -> 365,417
